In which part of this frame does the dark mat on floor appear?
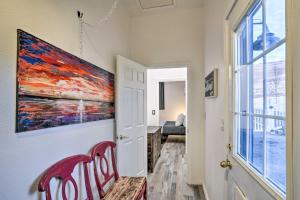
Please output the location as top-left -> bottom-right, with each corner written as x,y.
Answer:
166,135 -> 186,143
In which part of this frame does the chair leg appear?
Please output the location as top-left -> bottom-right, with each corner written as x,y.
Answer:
144,181 -> 147,200
137,180 -> 147,200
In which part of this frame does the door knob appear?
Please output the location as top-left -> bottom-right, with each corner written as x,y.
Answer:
220,159 -> 232,169
117,135 -> 129,140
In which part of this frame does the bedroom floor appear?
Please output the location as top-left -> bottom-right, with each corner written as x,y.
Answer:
147,135 -> 206,200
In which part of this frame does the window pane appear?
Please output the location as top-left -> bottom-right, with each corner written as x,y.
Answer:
265,0 -> 285,49
237,22 -> 248,65
266,44 -> 286,116
251,58 -> 264,114
249,116 -> 264,173
266,118 -> 286,192
236,114 -> 248,159
235,65 -> 249,114
251,5 -> 263,58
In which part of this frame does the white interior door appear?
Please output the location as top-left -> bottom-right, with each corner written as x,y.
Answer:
116,55 -> 147,177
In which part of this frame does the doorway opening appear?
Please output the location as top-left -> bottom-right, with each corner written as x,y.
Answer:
147,67 -> 187,144
146,67 -> 202,199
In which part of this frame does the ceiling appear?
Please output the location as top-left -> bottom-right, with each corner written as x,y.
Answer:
138,0 -> 175,10
120,0 -> 204,16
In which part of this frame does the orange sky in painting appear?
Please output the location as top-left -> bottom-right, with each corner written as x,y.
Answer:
17,31 -> 114,102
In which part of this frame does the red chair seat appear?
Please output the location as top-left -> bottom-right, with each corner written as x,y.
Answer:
103,176 -> 146,200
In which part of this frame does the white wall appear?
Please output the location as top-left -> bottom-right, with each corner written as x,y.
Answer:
203,0 -> 229,198
0,0 -> 130,199
204,0 -> 231,200
147,68 -> 187,126
159,81 -> 186,124
130,8 -> 204,184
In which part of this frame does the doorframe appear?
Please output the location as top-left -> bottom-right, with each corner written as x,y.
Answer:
286,0 -> 294,198
146,63 -> 195,183
224,0 -> 293,199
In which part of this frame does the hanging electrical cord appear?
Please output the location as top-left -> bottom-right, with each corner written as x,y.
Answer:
94,0 -> 119,27
78,11 -> 84,57
80,0 -> 120,28
77,0 -> 119,57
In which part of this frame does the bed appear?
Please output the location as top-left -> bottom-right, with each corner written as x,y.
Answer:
161,121 -> 186,141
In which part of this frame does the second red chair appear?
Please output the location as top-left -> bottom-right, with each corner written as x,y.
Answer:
91,141 -> 147,200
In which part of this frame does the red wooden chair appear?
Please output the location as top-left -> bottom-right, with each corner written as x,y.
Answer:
38,155 -> 94,200
91,141 -> 147,200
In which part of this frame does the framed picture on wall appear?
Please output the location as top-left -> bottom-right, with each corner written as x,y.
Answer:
205,68 -> 218,98
16,30 -> 115,133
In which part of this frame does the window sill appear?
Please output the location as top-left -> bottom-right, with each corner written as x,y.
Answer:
232,154 -> 286,200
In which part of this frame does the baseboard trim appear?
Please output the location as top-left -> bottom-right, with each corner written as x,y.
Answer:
202,183 -> 210,200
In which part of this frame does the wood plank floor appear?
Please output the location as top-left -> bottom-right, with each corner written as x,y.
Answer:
148,136 -> 206,200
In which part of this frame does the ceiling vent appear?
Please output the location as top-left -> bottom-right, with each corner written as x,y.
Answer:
138,0 -> 175,10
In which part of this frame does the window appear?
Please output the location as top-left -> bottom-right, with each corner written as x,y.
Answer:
234,0 -> 286,195
159,82 -> 165,110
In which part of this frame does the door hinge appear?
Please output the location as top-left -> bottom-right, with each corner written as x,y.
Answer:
227,143 -> 232,151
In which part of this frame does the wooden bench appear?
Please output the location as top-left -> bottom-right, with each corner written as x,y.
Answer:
38,141 -> 147,200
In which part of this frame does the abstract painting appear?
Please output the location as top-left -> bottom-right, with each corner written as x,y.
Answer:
16,30 -> 114,133
205,68 -> 218,98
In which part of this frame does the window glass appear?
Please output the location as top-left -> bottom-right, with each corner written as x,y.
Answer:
251,58 -> 264,114
266,119 -> 286,192
265,45 -> 286,116
237,23 -> 248,65
251,5 -> 263,58
236,65 -> 249,114
236,114 -> 248,159
265,0 -> 285,49
249,116 -> 264,173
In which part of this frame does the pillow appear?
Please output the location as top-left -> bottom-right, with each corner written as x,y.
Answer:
183,116 -> 186,127
175,114 -> 185,126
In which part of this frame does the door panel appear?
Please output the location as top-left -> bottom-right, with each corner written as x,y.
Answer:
137,89 -> 144,125
234,185 -> 247,200
125,68 -> 133,81
137,72 -> 144,83
123,87 -> 133,128
227,166 -> 274,200
119,139 -> 136,175
116,55 -> 147,177
137,136 -> 145,174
